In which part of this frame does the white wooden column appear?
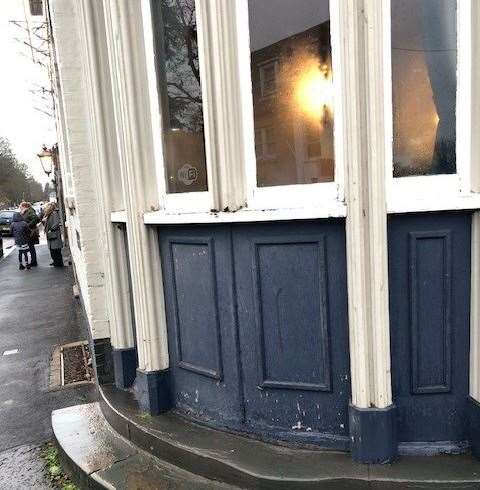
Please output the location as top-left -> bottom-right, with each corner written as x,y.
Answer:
103,0 -> 170,375
76,0 -> 135,353
196,0 -> 247,212
469,0 -> 480,405
339,0 -> 395,463
341,0 -> 392,410
471,214 -> 480,402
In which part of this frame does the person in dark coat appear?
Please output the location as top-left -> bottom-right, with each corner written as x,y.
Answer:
10,213 -> 31,270
19,202 -> 40,267
43,202 -> 63,267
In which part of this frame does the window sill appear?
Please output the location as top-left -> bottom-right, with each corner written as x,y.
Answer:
142,201 -> 347,225
111,210 -> 127,223
111,194 -> 480,226
387,193 -> 480,214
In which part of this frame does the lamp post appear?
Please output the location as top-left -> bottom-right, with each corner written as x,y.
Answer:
37,146 -> 54,180
37,144 -> 67,242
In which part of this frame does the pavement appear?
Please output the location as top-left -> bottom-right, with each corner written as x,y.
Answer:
0,244 -> 96,488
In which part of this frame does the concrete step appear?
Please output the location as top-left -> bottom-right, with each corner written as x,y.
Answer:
97,384 -> 480,489
52,403 -> 238,489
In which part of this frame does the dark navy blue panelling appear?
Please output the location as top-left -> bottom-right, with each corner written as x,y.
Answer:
159,227 -> 243,425
113,347 -> 138,389
349,404 -> 397,463
234,220 -> 350,447
468,397 -> 480,459
134,368 -> 172,415
388,212 -> 471,444
409,231 -> 452,394
254,238 -> 330,391
170,240 -> 222,379
120,224 -> 138,362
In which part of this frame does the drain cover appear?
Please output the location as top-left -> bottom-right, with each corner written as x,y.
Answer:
60,341 -> 93,386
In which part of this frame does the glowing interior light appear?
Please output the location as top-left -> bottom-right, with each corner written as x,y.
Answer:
295,62 -> 333,120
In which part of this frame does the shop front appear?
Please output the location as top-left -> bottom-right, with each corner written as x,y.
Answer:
132,0 -> 474,463
54,0 -> 480,469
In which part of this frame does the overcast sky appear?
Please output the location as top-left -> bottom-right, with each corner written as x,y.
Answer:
248,0 -> 329,51
0,0 -> 56,186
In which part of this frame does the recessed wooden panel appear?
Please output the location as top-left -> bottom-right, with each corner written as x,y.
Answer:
170,239 -> 223,379
160,226 -> 243,426
409,231 -> 452,394
252,237 -> 331,391
389,213 -> 470,444
234,221 -> 350,448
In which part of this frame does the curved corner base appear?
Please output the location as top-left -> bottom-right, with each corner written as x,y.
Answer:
133,368 -> 172,415
349,403 -> 397,464
112,347 -> 137,389
468,396 -> 480,459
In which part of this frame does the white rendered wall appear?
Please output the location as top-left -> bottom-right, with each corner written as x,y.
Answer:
50,0 -> 110,340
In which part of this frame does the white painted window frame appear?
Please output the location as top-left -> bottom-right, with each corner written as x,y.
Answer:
140,0 -> 215,214
384,0 -> 476,214
139,0 -> 347,220
236,0 -> 345,212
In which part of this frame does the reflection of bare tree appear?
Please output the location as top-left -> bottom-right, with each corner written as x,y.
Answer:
161,0 -> 204,133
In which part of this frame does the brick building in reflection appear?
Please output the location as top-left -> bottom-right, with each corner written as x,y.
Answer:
251,21 -> 335,187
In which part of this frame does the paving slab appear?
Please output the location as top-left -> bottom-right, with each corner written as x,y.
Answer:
94,452 -> 236,489
100,385 -> 370,488
0,444 -> 53,489
98,384 -> 480,489
369,453 -> 480,489
0,245 -> 95,487
52,403 -> 136,475
53,402 -> 240,489
0,245 -> 95,451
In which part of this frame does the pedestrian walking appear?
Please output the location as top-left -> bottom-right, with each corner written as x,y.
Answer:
10,213 -> 31,270
19,202 -> 40,267
43,202 -> 64,267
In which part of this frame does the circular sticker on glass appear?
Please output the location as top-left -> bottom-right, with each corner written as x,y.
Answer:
178,164 -> 198,186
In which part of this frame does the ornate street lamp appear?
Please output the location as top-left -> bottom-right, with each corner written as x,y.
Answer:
37,145 -> 53,178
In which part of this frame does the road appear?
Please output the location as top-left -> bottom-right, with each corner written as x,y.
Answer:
1,236 -> 14,258
0,245 -> 95,487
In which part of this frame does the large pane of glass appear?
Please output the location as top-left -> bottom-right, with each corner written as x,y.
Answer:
391,0 -> 456,177
151,0 -> 208,193
249,0 -> 334,188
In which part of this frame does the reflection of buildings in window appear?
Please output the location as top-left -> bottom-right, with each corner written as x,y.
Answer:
29,0 -> 43,16
251,20 -> 334,188
391,0 -> 456,178
255,127 -> 277,160
151,0 -> 208,194
259,61 -> 279,97
304,120 -> 323,160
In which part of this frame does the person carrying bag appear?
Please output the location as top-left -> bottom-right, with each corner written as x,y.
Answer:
43,202 -> 64,267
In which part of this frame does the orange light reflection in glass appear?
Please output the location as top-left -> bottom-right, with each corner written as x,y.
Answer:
295,62 -> 333,120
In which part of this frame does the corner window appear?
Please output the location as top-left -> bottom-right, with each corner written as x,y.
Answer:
150,0 -> 208,194
248,0 -> 334,188
391,0 -> 457,178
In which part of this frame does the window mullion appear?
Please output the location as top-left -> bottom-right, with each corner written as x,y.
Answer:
196,0 -> 247,212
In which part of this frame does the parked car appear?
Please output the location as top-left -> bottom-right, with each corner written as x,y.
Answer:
0,210 -> 15,236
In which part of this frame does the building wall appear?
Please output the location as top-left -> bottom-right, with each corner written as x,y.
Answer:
158,219 -> 350,449
46,0 -> 480,464
50,0 -> 109,340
